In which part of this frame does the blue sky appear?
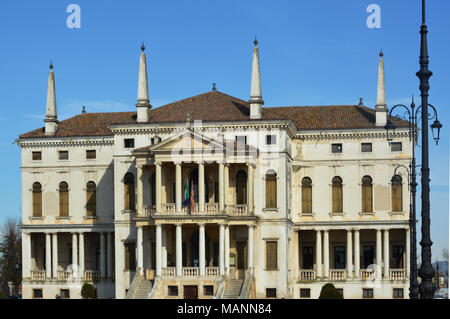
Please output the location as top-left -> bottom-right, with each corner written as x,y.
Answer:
0,0 -> 448,260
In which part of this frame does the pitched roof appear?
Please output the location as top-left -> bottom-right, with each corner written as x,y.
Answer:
19,90 -> 409,139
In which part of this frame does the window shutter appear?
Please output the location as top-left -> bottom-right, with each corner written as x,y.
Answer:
266,241 -> 277,270
32,183 -> 42,217
362,177 -> 372,213
86,182 -> 96,216
302,178 -> 312,214
392,177 -> 402,212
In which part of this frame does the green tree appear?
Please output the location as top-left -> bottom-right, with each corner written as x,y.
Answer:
318,283 -> 344,299
81,283 -> 96,299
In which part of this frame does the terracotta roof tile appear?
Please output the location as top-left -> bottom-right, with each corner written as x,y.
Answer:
19,91 -> 409,139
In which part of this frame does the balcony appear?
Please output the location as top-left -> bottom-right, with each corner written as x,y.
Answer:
298,269 -> 316,281
30,270 -> 45,281
141,203 -> 250,217
390,269 -> 406,280
329,269 -> 347,281
360,269 -> 376,281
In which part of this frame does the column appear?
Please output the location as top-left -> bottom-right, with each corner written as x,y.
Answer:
406,228 -> 411,278
354,230 -> 360,279
162,227 -> 167,268
316,230 -> 322,277
79,233 -> 85,279
100,232 -> 106,278
323,230 -> 329,278
72,233 -> 78,276
137,226 -> 144,274
247,164 -> 254,214
384,229 -> 390,279
247,226 -> 254,269
23,233 -> 31,279
219,224 -> 225,275
176,225 -> 182,276
199,224 -> 206,276
155,162 -> 162,212
137,165 -> 144,215
225,225 -> 230,276
347,230 -> 353,278
176,163 -> 182,214
52,233 -> 58,278
45,233 -> 51,278
224,164 -> 229,206
376,229 -> 382,280
219,162 -> 224,212
156,225 -> 162,276
199,162 -> 205,213
107,232 -> 113,278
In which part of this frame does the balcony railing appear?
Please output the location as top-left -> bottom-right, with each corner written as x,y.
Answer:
360,269 -> 376,281
30,270 -> 45,281
205,203 -> 219,215
329,269 -> 347,281
390,269 -> 406,281
182,267 -> 199,277
298,269 -> 316,281
162,267 -> 176,277
226,204 -> 248,216
84,270 -> 100,282
206,267 -> 219,277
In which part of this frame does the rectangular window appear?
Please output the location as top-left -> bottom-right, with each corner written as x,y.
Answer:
393,288 -> 404,298
60,289 -> 70,299
266,135 -> 276,145
58,150 -> 69,160
33,289 -> 43,299
168,286 -> 178,296
124,138 -> 135,148
235,136 -> 247,144
334,246 -> 346,269
266,241 -> 278,270
266,288 -> 277,298
86,150 -> 96,159
361,143 -> 372,153
363,288 -> 374,298
124,243 -> 136,271
331,143 -> 342,153
203,285 -> 214,296
32,151 -> 42,160
391,142 -> 402,152
300,288 -> 311,298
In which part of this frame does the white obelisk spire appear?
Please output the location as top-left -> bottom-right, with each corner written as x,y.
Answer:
249,37 -> 264,120
44,62 -> 59,136
136,43 -> 151,122
375,50 -> 387,127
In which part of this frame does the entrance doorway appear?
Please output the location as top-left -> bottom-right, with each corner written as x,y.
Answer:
302,246 -> 314,269
183,286 -> 198,299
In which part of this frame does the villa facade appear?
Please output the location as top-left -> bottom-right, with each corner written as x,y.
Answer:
18,42 -> 412,299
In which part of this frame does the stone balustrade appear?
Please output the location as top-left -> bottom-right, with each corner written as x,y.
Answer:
162,267 -> 176,277
30,270 -> 45,281
329,269 -> 347,281
298,269 -> 316,281
226,204 -> 248,216
182,267 -> 199,277
389,269 -> 406,281
84,270 -> 100,282
360,269 -> 376,281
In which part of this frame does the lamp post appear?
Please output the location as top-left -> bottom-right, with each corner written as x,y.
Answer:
386,95 -> 442,299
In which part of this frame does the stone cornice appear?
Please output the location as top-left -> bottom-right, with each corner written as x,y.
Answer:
17,136 -> 114,148
296,130 -> 409,141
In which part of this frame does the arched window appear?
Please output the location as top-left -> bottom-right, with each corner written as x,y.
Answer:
59,182 -> 69,217
265,170 -> 277,209
391,175 -> 403,212
301,177 -> 312,215
236,170 -> 247,205
86,181 -> 96,216
32,182 -> 42,217
124,173 -> 135,210
332,177 -> 343,213
362,176 -> 373,213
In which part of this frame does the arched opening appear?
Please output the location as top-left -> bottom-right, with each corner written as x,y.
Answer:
86,181 -> 96,216
332,177 -> 343,213
32,182 -> 42,217
59,182 -> 69,217
301,177 -> 312,215
362,176 -> 373,213
124,172 -> 135,210
235,170 -> 247,205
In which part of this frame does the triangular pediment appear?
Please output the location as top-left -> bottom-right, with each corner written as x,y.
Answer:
150,128 -> 224,153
